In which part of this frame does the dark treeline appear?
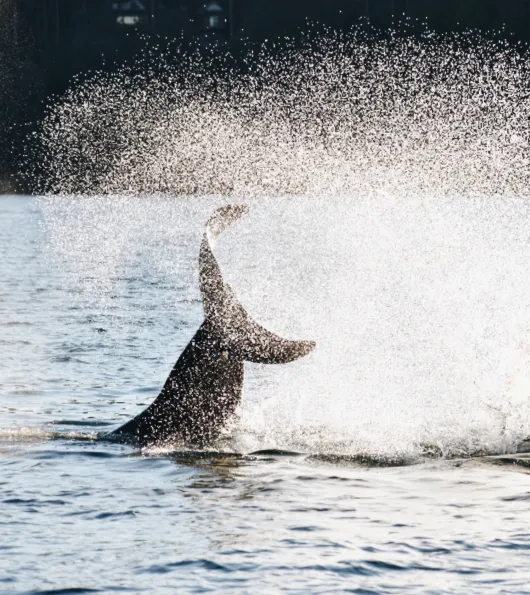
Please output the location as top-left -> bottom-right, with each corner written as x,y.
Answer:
2,0 -> 530,189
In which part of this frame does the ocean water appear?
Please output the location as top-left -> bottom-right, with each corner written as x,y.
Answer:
3,195 -> 530,594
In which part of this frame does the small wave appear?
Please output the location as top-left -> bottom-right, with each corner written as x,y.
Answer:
308,452 -> 420,468
0,427 -> 99,444
482,453 -> 530,472
50,420 -> 113,428
137,559 -> 229,575
138,445 -> 418,468
50,355 -> 90,364
28,589 -> 102,595
250,448 -> 303,457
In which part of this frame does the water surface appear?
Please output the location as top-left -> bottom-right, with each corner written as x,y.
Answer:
2,196 -> 530,594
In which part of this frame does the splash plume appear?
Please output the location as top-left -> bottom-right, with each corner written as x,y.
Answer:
25,28 -> 530,198
28,28 -> 530,462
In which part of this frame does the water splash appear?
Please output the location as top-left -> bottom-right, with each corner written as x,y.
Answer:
26,27 -> 530,198
27,28 -> 530,460
34,194 -> 530,461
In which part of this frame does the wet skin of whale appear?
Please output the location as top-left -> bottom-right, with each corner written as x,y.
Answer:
106,205 -> 315,447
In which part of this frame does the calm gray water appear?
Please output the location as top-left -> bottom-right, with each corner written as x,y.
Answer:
2,196 -> 530,594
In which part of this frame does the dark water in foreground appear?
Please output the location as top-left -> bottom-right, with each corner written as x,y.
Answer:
2,197 -> 530,594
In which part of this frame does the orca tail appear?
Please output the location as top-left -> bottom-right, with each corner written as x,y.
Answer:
223,317 -> 316,364
199,205 -> 315,365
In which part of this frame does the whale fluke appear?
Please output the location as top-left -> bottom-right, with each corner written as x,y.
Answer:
106,205 -> 315,447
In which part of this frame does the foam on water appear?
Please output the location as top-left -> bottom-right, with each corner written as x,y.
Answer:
0,427 -> 56,441
0,426 -> 98,444
25,28 -> 530,461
